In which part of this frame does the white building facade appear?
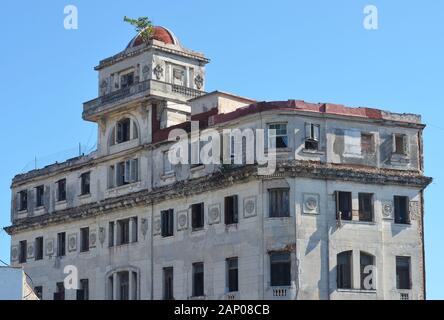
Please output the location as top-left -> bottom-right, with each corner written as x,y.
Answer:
5,26 -> 431,300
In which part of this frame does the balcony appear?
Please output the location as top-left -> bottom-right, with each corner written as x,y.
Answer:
83,79 -> 205,120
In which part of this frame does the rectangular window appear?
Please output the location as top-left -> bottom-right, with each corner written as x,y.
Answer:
35,237 -> 43,261
18,190 -> 28,211
337,251 -> 353,289
57,179 -> 66,202
163,267 -> 174,300
270,252 -> 291,286
269,189 -> 290,217
192,262 -> 204,297
358,193 -> 373,222
119,272 -> 129,300
19,240 -> 27,263
268,123 -> 288,149
394,134 -> 407,155
120,72 -> 134,89
116,159 -> 138,187
54,282 -> 65,300
394,196 -> 410,224
191,203 -> 205,230
305,123 -> 320,150
36,185 -> 44,208
161,209 -> 174,237
34,286 -> 43,300
131,217 -> 138,243
108,165 -> 115,189
224,195 -> 239,225
80,172 -> 90,195
336,191 -> 352,221
109,221 -> 115,247
361,133 -> 374,154
116,118 -> 131,143
77,279 -> 89,300
226,258 -> 239,292
117,219 -> 130,245
396,256 -> 411,290
80,227 -> 89,252
57,232 -> 66,257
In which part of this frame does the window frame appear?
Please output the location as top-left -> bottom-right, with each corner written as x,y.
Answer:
80,227 -> 90,253
396,256 -> 412,290
192,262 -> 204,297
268,188 -> 290,218
337,250 -> 353,289
358,193 -> 374,222
191,203 -> 205,230
80,172 -> 91,196
161,209 -> 174,237
224,195 -> 239,225
304,123 -> 320,150
394,195 -> 410,225
270,252 -> 291,287
267,123 -> 288,149
226,257 -> 239,293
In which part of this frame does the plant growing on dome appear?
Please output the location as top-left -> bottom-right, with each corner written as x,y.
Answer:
123,16 -> 154,43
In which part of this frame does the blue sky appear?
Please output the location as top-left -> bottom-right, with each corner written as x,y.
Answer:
0,0 -> 442,299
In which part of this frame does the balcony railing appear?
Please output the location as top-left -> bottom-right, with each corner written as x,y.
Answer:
83,79 -> 205,118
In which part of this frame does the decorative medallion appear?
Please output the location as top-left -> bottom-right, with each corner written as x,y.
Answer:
243,196 -> 257,218
68,234 -> 77,252
11,246 -> 18,261
382,201 -> 393,219
153,64 -> 164,80
303,193 -> 320,215
208,204 -> 220,225
177,211 -> 188,231
194,74 -> 204,89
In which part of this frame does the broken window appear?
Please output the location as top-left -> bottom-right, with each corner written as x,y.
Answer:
57,179 -> 66,202
191,203 -> 205,230
163,267 -> 174,300
19,240 -> 27,264
35,237 -> 43,261
80,172 -> 90,195
163,151 -> 173,175
396,256 -> 411,290
36,185 -> 44,208
269,189 -> 290,218
358,193 -> 373,222
116,118 -> 131,144
393,134 -> 408,155
77,279 -> 89,300
360,252 -> 375,290
120,72 -> 134,89
270,252 -> 291,286
224,195 -> 239,225
337,251 -> 352,289
335,191 -> 352,221
192,262 -> 204,297
57,232 -> 66,257
268,123 -> 288,149
80,227 -> 89,252
161,209 -> 174,237
305,123 -> 320,150
394,196 -> 410,224
34,286 -> 43,300
361,133 -> 374,154
18,190 -> 28,211
54,282 -> 65,300
226,257 -> 239,292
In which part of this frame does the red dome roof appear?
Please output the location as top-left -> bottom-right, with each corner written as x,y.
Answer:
127,26 -> 178,48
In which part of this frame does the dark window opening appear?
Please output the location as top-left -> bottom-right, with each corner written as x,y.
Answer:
337,251 -> 353,289
394,196 -> 410,224
80,172 -> 90,195
226,258 -> 239,292
80,227 -> 89,252
117,219 -> 130,245
57,179 -> 66,202
270,252 -> 291,286
359,193 -> 373,222
396,256 -> 411,290
77,279 -> 89,300
224,195 -> 239,225
116,118 -> 131,143
305,123 -> 320,150
120,72 -> 134,89
34,286 -> 43,300
36,186 -> 44,207
336,191 -> 352,221
18,190 -> 28,211
163,267 -> 174,300
192,262 -> 204,297
109,221 -> 115,247
54,282 -> 65,300
57,232 -> 66,257
191,203 -> 204,230
19,240 -> 27,264
268,124 -> 288,149
269,189 -> 290,217
35,237 -> 43,261
161,209 -> 174,237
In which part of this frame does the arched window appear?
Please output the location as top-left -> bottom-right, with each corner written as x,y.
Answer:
360,252 -> 376,290
109,118 -> 140,146
337,251 -> 352,289
106,267 -> 139,300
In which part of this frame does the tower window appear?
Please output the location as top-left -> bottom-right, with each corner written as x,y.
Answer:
394,196 -> 410,224
116,118 -> 131,143
36,185 -> 44,208
120,72 -> 134,89
80,172 -> 90,195
305,123 -> 320,150
18,190 -> 28,211
57,179 -> 66,202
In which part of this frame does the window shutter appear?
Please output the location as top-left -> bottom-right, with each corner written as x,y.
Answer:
130,159 -> 138,182
313,125 -> 320,141
233,196 -> 238,222
117,123 -> 123,143
305,123 -> 312,139
124,160 -> 131,183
